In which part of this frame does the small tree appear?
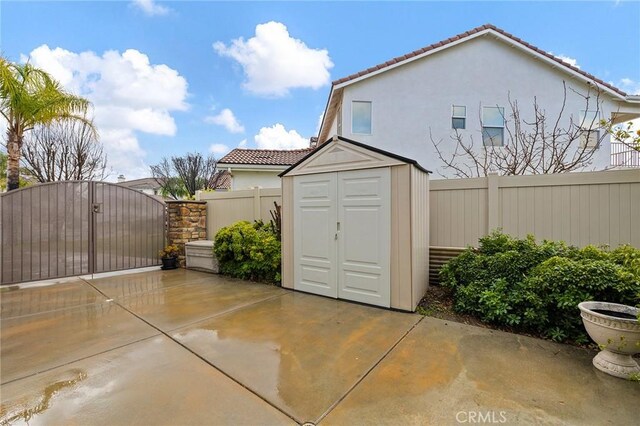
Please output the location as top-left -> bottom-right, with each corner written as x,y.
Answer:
21,120 -> 107,182
151,152 -> 224,199
431,83 -> 606,177
601,119 -> 640,151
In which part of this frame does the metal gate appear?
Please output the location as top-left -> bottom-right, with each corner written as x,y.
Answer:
0,181 -> 166,285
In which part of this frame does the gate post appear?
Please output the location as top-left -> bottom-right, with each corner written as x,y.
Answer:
166,200 -> 208,267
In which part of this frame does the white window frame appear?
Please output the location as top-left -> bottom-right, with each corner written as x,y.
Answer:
580,129 -> 601,148
351,101 -> 372,135
452,105 -> 466,130
482,106 -> 505,147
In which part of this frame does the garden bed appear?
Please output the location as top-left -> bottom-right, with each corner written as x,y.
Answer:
419,231 -> 640,349
417,285 -> 598,349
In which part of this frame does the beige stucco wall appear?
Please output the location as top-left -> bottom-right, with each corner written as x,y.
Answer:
230,170 -> 283,190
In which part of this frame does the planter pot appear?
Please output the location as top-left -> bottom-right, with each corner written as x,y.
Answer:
161,256 -> 178,270
578,301 -> 640,380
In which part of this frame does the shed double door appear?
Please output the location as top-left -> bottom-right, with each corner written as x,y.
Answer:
293,168 -> 391,307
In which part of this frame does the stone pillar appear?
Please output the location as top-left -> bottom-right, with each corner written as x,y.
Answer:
166,200 -> 207,267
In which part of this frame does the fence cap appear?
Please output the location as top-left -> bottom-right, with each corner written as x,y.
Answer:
165,200 -> 208,204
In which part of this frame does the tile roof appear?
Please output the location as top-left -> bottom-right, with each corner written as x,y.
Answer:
218,148 -> 315,166
118,177 -> 162,189
332,23 -> 626,97
212,170 -> 231,190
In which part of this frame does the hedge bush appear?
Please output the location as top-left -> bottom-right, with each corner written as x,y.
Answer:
440,231 -> 639,343
214,220 -> 281,284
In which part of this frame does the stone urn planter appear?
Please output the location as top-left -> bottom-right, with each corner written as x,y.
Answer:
578,301 -> 640,380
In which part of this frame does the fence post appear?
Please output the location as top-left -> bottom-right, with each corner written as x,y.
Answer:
487,173 -> 500,232
253,187 -> 261,221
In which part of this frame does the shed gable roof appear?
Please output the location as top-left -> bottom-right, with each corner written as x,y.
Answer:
280,136 -> 429,177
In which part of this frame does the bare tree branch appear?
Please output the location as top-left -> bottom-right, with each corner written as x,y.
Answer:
431,83 -> 605,177
151,152 -> 223,199
21,120 -> 107,182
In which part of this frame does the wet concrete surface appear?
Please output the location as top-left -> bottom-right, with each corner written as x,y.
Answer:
173,292 -> 421,424
1,302 -> 159,384
116,277 -> 287,331
321,317 -> 640,425
1,279 -> 107,319
2,269 -> 639,425
89,268 -> 218,300
0,335 -> 294,425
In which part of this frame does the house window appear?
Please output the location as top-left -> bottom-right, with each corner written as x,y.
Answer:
580,130 -> 600,148
452,105 -> 466,129
579,110 -> 601,148
352,101 -> 372,134
482,106 -> 505,146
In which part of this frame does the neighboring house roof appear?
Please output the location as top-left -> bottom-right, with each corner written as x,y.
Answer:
332,23 -> 626,96
212,170 -> 231,190
218,148 -> 315,166
318,23 -> 635,144
117,177 -> 161,190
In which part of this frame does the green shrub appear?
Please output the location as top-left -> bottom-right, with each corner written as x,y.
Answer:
214,220 -> 281,284
440,231 -> 640,343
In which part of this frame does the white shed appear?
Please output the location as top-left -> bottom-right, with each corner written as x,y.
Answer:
280,136 -> 430,311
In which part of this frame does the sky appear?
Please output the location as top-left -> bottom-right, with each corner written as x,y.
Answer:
2,0 -> 639,180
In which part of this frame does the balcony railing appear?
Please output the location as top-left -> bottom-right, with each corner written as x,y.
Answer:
611,142 -> 640,168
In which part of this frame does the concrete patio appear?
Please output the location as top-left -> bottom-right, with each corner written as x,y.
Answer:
1,269 -> 638,425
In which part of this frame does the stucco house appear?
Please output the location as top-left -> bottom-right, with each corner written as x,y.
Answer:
317,24 -> 640,177
217,148 -> 314,190
117,176 -> 162,196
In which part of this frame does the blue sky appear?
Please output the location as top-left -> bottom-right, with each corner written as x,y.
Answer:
2,0 -> 639,179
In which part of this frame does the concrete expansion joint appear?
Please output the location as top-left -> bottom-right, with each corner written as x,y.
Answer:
78,278 -> 299,424
314,314 -> 427,424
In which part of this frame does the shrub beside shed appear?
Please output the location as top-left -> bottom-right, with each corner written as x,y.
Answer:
280,136 -> 430,311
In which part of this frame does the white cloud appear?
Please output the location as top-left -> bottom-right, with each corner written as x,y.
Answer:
24,45 -> 189,179
131,0 -> 171,16
550,52 -> 580,69
214,21 -> 333,97
619,78 -> 640,95
238,139 -> 247,148
254,124 -> 309,150
209,143 -> 230,156
205,108 -> 245,133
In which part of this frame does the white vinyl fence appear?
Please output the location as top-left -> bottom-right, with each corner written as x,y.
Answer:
430,169 -> 639,248
197,169 -> 639,248
196,188 -> 282,238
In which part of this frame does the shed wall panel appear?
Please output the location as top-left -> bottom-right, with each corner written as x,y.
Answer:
281,177 -> 294,289
411,166 -> 430,308
390,165 -> 412,311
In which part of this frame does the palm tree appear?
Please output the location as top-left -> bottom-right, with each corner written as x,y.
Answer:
0,57 -> 95,191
